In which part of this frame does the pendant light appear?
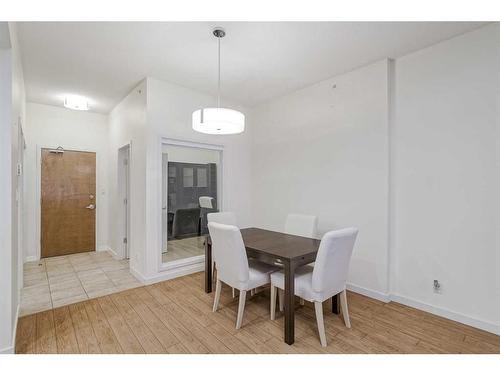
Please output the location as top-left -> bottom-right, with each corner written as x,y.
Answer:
192,28 -> 245,135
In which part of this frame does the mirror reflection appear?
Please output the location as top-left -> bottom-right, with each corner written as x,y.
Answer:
161,144 -> 221,264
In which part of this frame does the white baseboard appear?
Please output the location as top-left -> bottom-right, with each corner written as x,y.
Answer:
390,294 -> 500,335
24,255 -> 37,263
0,345 -> 14,354
25,247 -> 116,263
97,245 -> 110,252
1,303 -> 20,354
345,284 -> 500,336
130,262 -> 204,286
129,266 -> 146,283
347,282 -> 390,303
105,247 -> 121,259
96,245 -> 123,260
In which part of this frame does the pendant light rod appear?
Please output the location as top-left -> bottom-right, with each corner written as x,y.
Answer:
217,34 -> 221,108
213,28 -> 225,108
192,27 -> 244,135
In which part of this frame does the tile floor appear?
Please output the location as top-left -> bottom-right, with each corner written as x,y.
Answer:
21,251 -> 142,317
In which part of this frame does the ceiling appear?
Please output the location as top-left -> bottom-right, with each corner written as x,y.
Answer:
17,22 -> 487,113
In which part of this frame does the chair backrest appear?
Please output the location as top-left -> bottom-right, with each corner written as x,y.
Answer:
285,213 -> 318,238
312,228 -> 358,294
207,211 -> 237,226
172,207 -> 201,238
207,222 -> 249,286
199,196 -> 214,209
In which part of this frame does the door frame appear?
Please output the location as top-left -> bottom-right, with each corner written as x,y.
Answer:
158,137 -> 224,273
35,144 -> 100,260
117,143 -> 131,260
17,118 -> 26,289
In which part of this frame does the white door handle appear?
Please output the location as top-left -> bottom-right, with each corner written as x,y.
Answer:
85,204 -> 95,210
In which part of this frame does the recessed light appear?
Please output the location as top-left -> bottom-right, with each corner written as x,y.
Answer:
64,95 -> 89,111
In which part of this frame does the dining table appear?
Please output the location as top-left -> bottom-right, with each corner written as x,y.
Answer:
204,227 -> 340,345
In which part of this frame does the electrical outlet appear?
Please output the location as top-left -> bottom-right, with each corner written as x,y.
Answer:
433,279 -> 442,294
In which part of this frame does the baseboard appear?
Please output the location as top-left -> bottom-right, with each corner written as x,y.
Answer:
344,284 -> 500,335
390,294 -> 500,335
347,282 -> 390,303
106,247 -> 121,260
130,263 -> 205,286
1,303 -> 20,354
0,345 -> 14,354
129,266 -> 147,283
12,303 -> 19,353
97,245 -> 110,252
24,255 -> 37,263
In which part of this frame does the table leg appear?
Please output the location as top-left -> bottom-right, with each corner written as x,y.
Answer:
284,260 -> 296,345
331,293 -> 339,314
204,236 -> 212,293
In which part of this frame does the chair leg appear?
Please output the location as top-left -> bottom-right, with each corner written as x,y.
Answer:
339,289 -> 351,328
232,288 -> 236,299
270,285 -> 277,320
278,289 -> 284,312
236,290 -> 247,329
314,301 -> 327,347
212,278 -> 222,312
250,289 -> 255,296
300,298 -> 305,306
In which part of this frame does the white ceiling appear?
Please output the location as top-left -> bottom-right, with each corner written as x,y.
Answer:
17,22 -> 487,113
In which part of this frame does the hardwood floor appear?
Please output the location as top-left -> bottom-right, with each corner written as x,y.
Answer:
15,272 -> 500,354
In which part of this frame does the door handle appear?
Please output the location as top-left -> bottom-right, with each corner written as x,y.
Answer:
85,204 -> 95,210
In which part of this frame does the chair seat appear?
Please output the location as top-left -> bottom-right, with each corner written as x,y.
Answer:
270,265 -> 339,302
246,260 -> 280,290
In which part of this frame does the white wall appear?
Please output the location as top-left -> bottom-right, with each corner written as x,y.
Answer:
250,24 -> 500,333
107,80 -> 148,273
0,21 -> 26,354
143,77 -> 253,280
250,60 -> 390,298
391,24 -> 500,330
0,28 -> 14,355
23,102 -> 110,260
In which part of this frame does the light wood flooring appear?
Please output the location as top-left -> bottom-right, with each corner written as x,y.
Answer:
162,236 -> 205,263
15,272 -> 500,354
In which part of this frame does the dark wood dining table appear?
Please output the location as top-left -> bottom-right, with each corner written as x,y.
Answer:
204,227 -> 339,345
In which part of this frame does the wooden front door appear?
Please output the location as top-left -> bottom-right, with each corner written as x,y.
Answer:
41,149 -> 96,258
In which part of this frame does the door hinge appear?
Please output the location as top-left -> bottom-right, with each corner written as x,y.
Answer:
123,198 -> 127,205
123,237 -> 127,244
17,163 -> 22,176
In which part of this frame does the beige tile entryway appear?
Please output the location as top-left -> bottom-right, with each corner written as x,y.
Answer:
21,251 -> 142,316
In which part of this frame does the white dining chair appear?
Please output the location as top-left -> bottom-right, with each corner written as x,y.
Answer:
207,211 -> 237,226
207,212 -> 238,298
199,196 -> 215,209
270,227 -> 358,347
209,222 -> 279,329
283,213 -> 319,306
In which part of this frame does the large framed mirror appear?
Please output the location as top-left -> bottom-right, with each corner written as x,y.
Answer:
160,140 -> 222,268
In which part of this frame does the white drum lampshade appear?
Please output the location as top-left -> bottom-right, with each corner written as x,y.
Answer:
192,107 -> 245,135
